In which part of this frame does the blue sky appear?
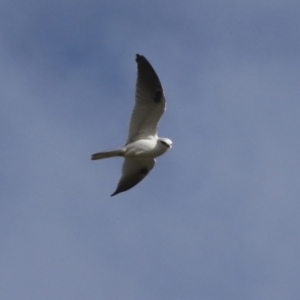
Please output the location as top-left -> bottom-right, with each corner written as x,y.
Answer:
1,1 -> 300,299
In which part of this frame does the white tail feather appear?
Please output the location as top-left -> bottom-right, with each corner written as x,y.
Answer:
91,149 -> 124,160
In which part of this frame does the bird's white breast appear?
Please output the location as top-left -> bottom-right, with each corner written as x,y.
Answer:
124,138 -> 167,158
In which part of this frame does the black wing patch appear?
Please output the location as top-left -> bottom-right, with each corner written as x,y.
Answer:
140,167 -> 149,175
154,90 -> 163,103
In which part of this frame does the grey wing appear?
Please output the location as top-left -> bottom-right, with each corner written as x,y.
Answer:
111,158 -> 155,196
126,54 -> 166,143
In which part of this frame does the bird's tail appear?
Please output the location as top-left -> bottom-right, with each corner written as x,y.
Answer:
91,148 -> 125,160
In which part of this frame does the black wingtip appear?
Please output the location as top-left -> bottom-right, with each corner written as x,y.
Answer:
111,185 -> 129,197
110,190 -> 120,197
135,53 -> 143,62
136,53 -> 149,64
135,54 -> 161,87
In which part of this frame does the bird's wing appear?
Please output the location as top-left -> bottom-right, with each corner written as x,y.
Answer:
126,54 -> 166,143
111,158 -> 155,196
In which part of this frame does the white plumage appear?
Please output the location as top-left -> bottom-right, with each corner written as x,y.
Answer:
91,54 -> 172,196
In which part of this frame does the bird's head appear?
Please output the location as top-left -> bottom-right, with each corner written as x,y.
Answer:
158,138 -> 173,150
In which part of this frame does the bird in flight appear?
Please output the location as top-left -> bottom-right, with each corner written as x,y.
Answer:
91,54 -> 172,196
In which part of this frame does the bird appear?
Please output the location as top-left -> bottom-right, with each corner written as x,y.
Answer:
91,54 -> 172,196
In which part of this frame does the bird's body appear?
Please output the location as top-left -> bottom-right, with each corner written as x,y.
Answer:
91,54 -> 172,196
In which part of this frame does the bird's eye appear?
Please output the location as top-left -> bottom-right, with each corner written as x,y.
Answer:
160,141 -> 170,148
